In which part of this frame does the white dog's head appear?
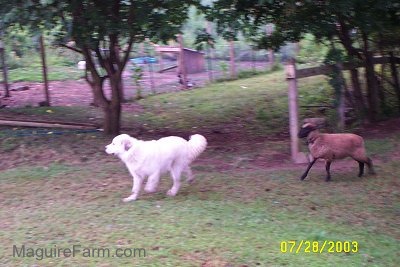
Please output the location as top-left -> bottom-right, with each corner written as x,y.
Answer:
105,134 -> 136,157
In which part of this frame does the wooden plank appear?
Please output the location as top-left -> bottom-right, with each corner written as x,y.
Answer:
158,65 -> 177,73
297,65 -> 332,78
0,119 -> 98,130
296,56 -> 399,79
154,46 -> 180,53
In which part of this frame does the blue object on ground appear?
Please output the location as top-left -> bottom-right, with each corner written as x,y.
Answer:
130,57 -> 157,64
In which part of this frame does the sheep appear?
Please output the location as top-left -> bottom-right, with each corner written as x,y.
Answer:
297,122 -> 375,181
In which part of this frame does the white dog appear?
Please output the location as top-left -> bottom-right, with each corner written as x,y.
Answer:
105,133 -> 207,202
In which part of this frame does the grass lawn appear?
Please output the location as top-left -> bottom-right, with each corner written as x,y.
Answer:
7,52 -> 83,82
8,66 -> 83,82
0,72 -> 399,266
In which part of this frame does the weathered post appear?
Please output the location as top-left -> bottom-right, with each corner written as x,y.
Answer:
178,34 -> 187,90
266,24 -> 275,67
39,35 -> 50,106
229,39 -> 236,79
285,59 -> 308,164
206,21 -> 214,82
0,39 -> 10,97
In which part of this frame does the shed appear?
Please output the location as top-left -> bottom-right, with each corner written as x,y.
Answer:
181,48 -> 205,74
155,46 -> 205,74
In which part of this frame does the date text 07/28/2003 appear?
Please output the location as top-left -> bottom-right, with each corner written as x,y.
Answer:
280,240 -> 358,253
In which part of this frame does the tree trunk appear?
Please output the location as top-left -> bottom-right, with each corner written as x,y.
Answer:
335,63 -> 346,131
389,52 -> 400,112
84,69 -> 103,107
364,52 -> 380,121
88,74 -> 121,135
350,68 -> 367,120
103,102 -> 121,135
92,78 -> 105,107
104,74 -> 123,135
377,64 -> 386,113
118,77 -> 125,102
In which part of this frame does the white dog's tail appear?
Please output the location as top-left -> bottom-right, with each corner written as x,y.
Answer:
187,134 -> 207,162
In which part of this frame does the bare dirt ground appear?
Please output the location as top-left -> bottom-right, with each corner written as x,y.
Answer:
0,60 -> 270,108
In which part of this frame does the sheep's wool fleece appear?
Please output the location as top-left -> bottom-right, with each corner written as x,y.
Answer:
307,131 -> 366,161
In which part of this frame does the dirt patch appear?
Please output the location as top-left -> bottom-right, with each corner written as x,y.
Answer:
2,80 -> 96,107
1,60 -> 271,108
360,117 -> 400,138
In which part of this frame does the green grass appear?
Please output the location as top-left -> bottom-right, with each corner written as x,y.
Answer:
8,66 -> 83,82
1,71 -> 399,266
127,71 -> 333,136
7,51 -> 83,82
1,157 -> 399,266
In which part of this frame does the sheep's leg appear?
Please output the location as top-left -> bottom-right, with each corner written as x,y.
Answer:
325,161 -> 332,181
367,158 -> 376,175
357,161 -> 365,177
300,158 -> 317,180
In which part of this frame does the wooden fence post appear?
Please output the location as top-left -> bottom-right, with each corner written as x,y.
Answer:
229,39 -> 236,79
266,24 -> 275,67
178,34 -> 187,89
285,59 -> 308,164
0,39 -> 10,97
39,35 -> 50,106
206,21 -> 214,82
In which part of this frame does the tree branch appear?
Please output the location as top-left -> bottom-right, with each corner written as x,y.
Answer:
82,45 -> 101,80
59,44 -> 82,54
94,46 -> 109,72
336,17 -> 363,60
121,36 -> 134,70
108,33 -> 121,72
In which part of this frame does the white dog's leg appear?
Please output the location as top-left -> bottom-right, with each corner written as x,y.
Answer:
123,170 -> 143,202
185,166 -> 195,184
123,194 -> 137,202
144,172 -> 160,193
167,167 -> 183,196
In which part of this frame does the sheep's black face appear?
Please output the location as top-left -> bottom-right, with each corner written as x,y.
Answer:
298,125 -> 315,138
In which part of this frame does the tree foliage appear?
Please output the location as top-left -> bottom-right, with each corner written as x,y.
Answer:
204,0 -> 400,121
1,0 -> 196,134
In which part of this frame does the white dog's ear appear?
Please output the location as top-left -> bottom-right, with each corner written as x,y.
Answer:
122,139 -> 132,151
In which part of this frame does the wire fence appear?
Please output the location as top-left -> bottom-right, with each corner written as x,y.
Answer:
123,42 -> 274,98
1,42 -> 277,106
